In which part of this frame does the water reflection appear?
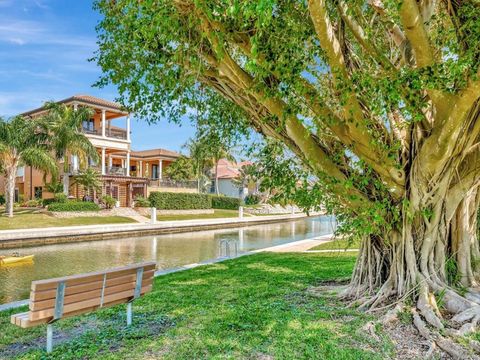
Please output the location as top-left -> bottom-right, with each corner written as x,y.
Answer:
0,216 -> 336,303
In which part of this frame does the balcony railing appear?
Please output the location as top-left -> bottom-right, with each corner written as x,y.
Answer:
106,167 -> 127,176
149,178 -> 198,189
82,127 -> 128,140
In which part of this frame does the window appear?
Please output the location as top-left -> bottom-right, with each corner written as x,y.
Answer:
151,165 -> 159,179
82,118 -> 95,131
34,187 -> 43,200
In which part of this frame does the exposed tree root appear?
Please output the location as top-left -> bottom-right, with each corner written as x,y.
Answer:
411,309 -> 476,360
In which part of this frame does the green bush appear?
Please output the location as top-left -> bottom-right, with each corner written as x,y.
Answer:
22,199 -> 42,207
244,194 -> 261,206
210,195 -> 241,210
0,195 -> 5,205
42,193 -> 68,207
101,195 -> 117,209
54,193 -> 68,203
134,196 -> 150,208
149,192 -> 212,210
48,201 -> 100,212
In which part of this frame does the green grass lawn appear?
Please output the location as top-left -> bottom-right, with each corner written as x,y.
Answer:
310,238 -> 361,251
0,252 -> 393,359
0,208 -> 136,230
156,209 -> 250,221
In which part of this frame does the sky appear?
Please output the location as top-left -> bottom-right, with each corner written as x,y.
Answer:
0,0 -> 196,152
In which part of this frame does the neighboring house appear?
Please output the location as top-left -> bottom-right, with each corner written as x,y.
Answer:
0,95 -> 197,207
212,159 -> 257,199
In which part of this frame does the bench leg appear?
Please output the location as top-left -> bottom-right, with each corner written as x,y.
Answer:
46,324 -> 53,353
127,302 -> 132,326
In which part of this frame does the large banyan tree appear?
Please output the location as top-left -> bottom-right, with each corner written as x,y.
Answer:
94,0 -> 480,346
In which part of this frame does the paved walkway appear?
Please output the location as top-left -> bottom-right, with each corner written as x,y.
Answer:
254,234 -> 334,253
110,207 -> 151,223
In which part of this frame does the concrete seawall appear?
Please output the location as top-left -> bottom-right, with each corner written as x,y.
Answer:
0,213 -> 313,249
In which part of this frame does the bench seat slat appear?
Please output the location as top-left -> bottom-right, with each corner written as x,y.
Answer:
30,278 -> 154,311
28,284 -> 152,322
30,270 -> 155,303
31,263 -> 155,292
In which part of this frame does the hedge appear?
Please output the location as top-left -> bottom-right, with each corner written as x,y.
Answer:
210,195 -> 241,210
48,201 -> 100,212
149,192 -> 212,210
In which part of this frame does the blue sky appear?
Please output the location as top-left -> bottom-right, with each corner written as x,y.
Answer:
0,0 -> 196,152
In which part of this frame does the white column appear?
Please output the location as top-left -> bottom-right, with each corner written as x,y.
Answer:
108,155 -> 113,168
73,103 -> 78,111
126,114 -> 131,141
139,161 -> 143,177
126,151 -> 130,177
101,148 -> 106,175
101,110 -> 106,137
158,159 -> 163,180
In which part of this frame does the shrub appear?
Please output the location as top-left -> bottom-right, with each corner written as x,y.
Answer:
22,199 -> 42,207
244,194 -> 261,206
48,201 -> 100,212
0,195 -> 5,205
149,192 -> 212,210
210,195 -> 241,210
134,196 -> 150,208
54,193 -> 68,203
101,195 -> 117,209
42,193 -> 68,207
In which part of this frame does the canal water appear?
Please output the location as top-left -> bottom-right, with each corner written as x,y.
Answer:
0,216 -> 336,304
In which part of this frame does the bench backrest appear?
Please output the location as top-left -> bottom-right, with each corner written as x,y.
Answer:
28,262 -> 156,322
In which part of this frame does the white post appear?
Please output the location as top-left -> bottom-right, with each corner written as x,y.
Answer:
158,159 -> 163,180
239,206 -> 244,219
101,110 -> 106,138
46,324 -> 53,353
139,161 -> 143,177
108,155 -> 113,169
101,148 -> 106,175
126,151 -> 131,177
151,207 -> 157,224
126,114 -> 131,141
126,302 -> 132,326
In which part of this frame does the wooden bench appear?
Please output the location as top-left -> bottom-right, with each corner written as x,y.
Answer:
11,262 -> 156,353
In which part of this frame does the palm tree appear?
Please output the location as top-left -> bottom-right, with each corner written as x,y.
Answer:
0,116 -> 57,217
72,168 -> 102,200
41,102 -> 99,195
184,135 -> 236,194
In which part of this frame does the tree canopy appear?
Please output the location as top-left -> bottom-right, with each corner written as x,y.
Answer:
95,0 -> 480,347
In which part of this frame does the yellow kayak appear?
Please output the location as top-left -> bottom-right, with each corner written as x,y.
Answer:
0,255 -> 34,266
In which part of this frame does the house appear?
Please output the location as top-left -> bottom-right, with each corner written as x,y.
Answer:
0,95 -> 197,207
212,159 -> 257,199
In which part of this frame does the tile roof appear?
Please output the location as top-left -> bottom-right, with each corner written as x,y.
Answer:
131,148 -> 182,159
216,159 -> 252,179
21,94 -> 128,117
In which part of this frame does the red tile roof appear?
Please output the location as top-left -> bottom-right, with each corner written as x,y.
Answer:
131,148 -> 181,159
216,159 -> 252,179
21,94 -> 128,117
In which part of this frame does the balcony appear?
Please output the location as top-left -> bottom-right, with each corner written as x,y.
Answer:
106,166 -> 127,176
82,127 -> 127,140
149,178 -> 198,189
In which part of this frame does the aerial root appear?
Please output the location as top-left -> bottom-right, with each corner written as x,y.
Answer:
417,285 -> 444,330
411,308 -> 475,360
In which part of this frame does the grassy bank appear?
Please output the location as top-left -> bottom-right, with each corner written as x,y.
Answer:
310,238 -> 361,251
0,208 -> 136,230
0,252 -> 392,359
156,209 -> 248,221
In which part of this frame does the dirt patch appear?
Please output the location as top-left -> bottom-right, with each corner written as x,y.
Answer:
0,313 -> 174,358
384,321 -> 452,360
